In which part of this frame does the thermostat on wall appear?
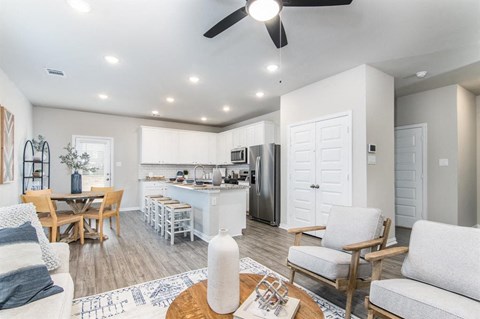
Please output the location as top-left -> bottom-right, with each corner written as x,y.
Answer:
368,144 -> 376,153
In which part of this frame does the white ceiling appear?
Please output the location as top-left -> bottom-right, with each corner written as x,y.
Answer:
0,0 -> 479,126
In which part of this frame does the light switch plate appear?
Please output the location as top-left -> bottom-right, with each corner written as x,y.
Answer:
368,155 -> 376,165
439,159 -> 449,167
211,197 -> 217,206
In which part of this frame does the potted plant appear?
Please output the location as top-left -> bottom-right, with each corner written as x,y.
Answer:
32,134 -> 46,161
59,143 -> 97,194
183,169 -> 189,179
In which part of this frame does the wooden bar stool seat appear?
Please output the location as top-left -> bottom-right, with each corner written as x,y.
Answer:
165,203 -> 194,245
144,194 -> 164,223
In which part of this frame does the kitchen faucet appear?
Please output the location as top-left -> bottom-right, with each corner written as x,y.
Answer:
193,165 -> 205,184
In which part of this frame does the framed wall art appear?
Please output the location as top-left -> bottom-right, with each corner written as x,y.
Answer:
0,106 -> 14,184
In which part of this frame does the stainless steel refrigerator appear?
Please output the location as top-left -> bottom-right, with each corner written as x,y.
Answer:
249,144 -> 280,226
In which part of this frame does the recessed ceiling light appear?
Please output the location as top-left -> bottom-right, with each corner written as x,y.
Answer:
223,105 -> 231,112
415,71 -> 428,78
66,0 -> 91,13
189,76 -> 200,84
256,91 -> 265,98
166,97 -> 175,103
266,64 -> 279,72
201,117 -> 207,121
98,93 -> 108,100
104,55 -> 119,65
152,110 -> 159,116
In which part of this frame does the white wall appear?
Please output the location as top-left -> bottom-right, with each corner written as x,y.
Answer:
396,86 -> 458,225
456,86 -> 476,226
33,106 -> 220,209
365,66 -> 395,232
0,68 -> 33,206
281,64 -> 395,239
477,95 -> 480,225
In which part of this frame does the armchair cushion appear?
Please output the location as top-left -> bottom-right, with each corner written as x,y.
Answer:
401,220 -> 480,301
288,246 -> 371,280
370,278 -> 480,319
322,206 -> 384,257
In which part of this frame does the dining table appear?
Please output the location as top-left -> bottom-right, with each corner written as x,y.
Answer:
50,191 -> 107,242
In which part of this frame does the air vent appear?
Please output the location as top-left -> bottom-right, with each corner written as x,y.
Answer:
45,68 -> 65,77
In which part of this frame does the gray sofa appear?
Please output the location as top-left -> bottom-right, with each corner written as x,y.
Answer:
365,220 -> 480,319
0,243 -> 73,319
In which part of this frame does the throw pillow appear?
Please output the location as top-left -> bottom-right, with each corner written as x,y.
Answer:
0,222 -> 64,310
0,203 -> 60,271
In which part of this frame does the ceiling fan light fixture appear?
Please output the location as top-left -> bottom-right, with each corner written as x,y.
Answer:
246,0 -> 283,22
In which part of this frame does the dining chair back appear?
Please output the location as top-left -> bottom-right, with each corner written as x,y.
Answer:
82,189 -> 124,242
21,194 -> 84,244
25,189 -> 58,210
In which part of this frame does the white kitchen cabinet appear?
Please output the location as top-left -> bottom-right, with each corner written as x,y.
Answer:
140,127 -> 162,164
207,134 -> 217,164
232,127 -> 247,148
216,131 -> 232,165
160,129 -> 179,164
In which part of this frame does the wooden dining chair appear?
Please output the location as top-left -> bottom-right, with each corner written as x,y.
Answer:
21,194 -> 84,244
81,190 -> 123,243
90,186 -> 115,227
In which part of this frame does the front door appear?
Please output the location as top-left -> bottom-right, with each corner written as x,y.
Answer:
395,125 -> 426,228
73,136 -> 113,191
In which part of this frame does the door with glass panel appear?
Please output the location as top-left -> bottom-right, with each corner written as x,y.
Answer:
73,136 -> 113,190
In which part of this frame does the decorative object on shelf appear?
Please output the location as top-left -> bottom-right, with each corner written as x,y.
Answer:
59,143 -> 97,194
233,273 -> 300,319
22,139 -> 50,193
207,228 -> 240,314
0,106 -> 14,184
212,167 -> 222,186
31,134 -> 46,161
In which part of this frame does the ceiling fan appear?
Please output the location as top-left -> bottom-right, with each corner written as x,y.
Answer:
204,0 -> 353,49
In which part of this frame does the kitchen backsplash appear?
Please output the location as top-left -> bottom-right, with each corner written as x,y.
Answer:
139,164 -> 249,180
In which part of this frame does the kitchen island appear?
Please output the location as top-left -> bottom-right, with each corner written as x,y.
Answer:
167,183 -> 248,242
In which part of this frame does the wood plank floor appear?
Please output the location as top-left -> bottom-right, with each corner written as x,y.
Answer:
69,211 -> 411,319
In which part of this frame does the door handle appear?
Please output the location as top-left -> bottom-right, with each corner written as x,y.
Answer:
315,184 -> 320,189
255,156 -> 261,196
310,184 -> 315,189
106,178 -> 110,181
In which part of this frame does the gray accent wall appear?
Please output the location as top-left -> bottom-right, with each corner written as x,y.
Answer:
33,106 -> 220,209
0,68 -> 33,206
280,64 -> 395,240
396,85 -> 477,226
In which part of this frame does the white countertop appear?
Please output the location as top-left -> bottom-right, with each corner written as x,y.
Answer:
166,182 -> 249,193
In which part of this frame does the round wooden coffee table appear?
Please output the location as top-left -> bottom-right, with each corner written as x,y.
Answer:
166,273 -> 324,319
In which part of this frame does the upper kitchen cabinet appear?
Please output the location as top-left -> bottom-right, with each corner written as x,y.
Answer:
232,127 -> 247,148
245,121 -> 275,147
141,126 -> 216,165
216,131 -> 233,165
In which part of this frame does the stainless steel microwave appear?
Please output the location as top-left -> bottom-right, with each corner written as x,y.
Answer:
231,147 -> 248,164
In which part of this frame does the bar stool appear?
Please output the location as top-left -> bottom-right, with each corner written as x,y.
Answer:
143,195 -> 163,223
165,203 -> 194,245
152,198 -> 179,235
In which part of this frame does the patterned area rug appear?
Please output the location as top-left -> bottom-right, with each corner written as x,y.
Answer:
72,257 -> 358,319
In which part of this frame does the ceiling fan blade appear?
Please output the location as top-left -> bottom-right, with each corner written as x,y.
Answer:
203,7 -> 248,38
283,0 -> 352,7
265,16 -> 288,49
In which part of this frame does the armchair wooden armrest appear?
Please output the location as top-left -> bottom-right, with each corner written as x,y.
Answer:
343,238 -> 384,252
365,246 -> 409,262
287,225 -> 326,234
288,225 -> 326,246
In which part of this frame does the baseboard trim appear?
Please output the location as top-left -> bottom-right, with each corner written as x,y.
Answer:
474,224 -> 480,228
120,207 -> 140,212
279,223 -> 290,230
386,237 -> 397,247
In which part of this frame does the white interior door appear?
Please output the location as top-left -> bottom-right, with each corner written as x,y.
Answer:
73,136 -> 113,190
289,123 -> 316,229
315,115 -> 352,237
395,125 -> 425,228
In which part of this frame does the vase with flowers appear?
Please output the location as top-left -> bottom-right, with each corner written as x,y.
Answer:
59,143 -> 97,194
32,134 -> 46,161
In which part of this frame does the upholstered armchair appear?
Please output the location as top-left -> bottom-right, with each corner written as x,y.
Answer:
287,206 -> 391,319
365,220 -> 480,319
